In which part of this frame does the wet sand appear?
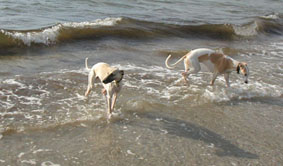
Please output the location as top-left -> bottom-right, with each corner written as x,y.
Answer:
1,98 -> 282,165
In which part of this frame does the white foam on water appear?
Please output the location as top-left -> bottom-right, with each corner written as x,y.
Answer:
21,159 -> 36,165
201,81 -> 282,103
118,63 -> 283,105
2,79 -> 27,88
233,21 -> 258,36
0,100 -> 15,110
0,78 -> 44,109
18,152 -> 25,158
19,96 -> 42,105
0,70 -> 94,132
260,13 -> 280,20
32,149 -> 52,154
3,26 -> 60,46
41,161 -> 61,166
62,17 -> 122,28
126,150 -> 137,156
1,60 -> 282,132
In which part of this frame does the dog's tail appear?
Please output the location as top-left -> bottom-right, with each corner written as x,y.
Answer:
85,57 -> 90,71
165,54 -> 186,69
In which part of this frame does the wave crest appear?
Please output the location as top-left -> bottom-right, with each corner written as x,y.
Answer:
0,17 -> 122,48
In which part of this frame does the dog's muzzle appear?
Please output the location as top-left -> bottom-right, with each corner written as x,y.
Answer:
244,76 -> 248,84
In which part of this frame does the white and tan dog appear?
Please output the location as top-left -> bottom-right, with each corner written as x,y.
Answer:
85,58 -> 124,119
165,48 -> 249,87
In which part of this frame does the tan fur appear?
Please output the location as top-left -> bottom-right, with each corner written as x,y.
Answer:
210,53 -> 234,73
238,62 -> 248,75
85,58 -> 124,119
198,54 -> 210,62
165,48 -> 249,87
94,63 -> 118,82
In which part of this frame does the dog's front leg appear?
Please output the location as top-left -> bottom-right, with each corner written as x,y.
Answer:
182,60 -> 190,83
106,94 -> 113,119
111,92 -> 117,111
182,72 -> 189,83
101,88 -> 106,96
210,72 -> 218,86
224,73 -> 230,87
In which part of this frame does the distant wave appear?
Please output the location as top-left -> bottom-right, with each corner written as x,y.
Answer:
0,14 -> 283,49
0,17 -> 122,48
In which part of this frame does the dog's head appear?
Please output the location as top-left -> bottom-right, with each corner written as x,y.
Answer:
102,70 -> 124,84
236,62 -> 249,84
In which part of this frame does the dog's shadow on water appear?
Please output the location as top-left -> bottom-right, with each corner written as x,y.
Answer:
127,112 -> 258,159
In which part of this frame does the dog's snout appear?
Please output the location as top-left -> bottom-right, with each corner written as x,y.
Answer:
245,80 -> 248,84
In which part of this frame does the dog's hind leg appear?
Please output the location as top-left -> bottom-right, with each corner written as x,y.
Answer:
224,73 -> 230,87
182,58 -> 190,83
183,59 -> 201,83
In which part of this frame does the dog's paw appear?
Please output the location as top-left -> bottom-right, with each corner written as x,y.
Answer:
183,79 -> 189,85
107,113 -> 112,120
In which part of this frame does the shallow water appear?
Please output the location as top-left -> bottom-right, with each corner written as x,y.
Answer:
1,0 -> 283,165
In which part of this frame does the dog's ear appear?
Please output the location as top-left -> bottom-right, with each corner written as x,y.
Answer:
236,64 -> 240,74
120,70 -> 124,77
103,73 -> 115,84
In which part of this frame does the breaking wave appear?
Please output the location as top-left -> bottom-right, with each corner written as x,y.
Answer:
0,14 -> 283,48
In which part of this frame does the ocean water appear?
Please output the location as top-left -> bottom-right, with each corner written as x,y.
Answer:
0,0 -> 283,165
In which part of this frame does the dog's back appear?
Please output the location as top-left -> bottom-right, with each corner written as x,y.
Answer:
94,63 -> 116,82
188,48 -> 215,60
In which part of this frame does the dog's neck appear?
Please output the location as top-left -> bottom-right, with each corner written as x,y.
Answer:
226,55 -> 240,71
114,80 -> 121,87
233,61 -> 241,72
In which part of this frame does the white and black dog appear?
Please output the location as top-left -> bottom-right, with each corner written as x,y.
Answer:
85,58 -> 124,119
165,48 -> 249,87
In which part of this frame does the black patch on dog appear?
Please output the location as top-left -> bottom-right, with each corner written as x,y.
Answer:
102,70 -> 124,84
121,70 -> 124,75
236,64 -> 240,74
103,73 -> 115,84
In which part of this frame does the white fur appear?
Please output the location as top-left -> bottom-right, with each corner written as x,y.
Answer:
85,58 -> 123,119
165,48 -> 249,87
